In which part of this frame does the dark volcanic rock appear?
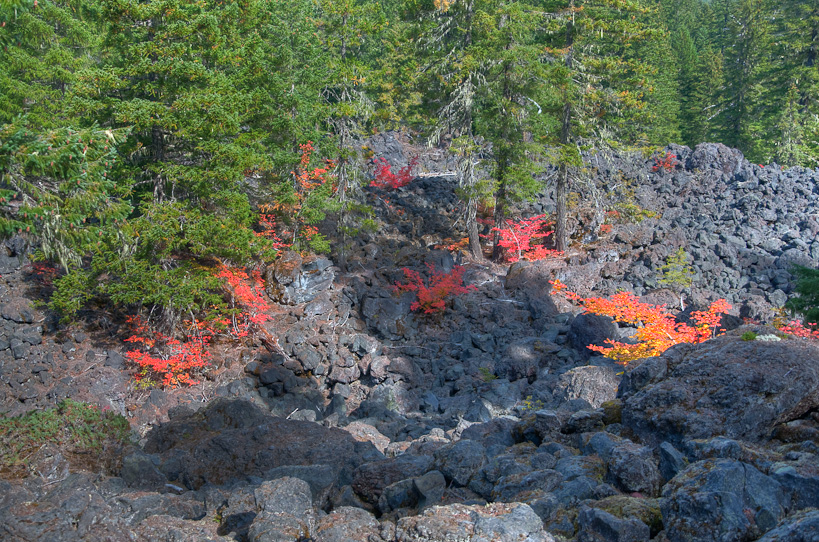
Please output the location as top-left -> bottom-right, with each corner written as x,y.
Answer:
661,459 -> 787,542
144,398 -> 376,490
395,502 -> 552,542
757,509 -> 819,542
621,334 -> 819,446
568,313 -> 619,360
266,251 -> 335,305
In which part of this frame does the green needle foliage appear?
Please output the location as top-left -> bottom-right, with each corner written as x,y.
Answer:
786,265 -> 819,325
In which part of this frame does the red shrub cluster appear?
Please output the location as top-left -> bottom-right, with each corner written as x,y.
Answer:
652,153 -> 679,172
393,263 -> 476,314
124,316 -> 212,389
778,320 -> 819,340
216,266 -> 272,337
489,215 -> 562,262
369,156 -> 418,190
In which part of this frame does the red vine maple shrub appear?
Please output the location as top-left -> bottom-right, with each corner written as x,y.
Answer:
125,266 -> 274,388
261,141 -> 336,252
369,156 -> 419,190
550,280 -> 731,366
216,266 -> 272,337
778,320 -> 819,340
486,215 -> 562,263
393,264 -> 477,314
652,153 -> 679,172
256,212 -> 293,251
124,316 -> 213,389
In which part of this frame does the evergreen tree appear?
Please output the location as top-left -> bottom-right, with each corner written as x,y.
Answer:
547,0 -> 657,251
0,0 -> 102,127
772,0 -> 819,166
312,0 -> 383,267
413,0 -> 555,260
715,0 -> 775,160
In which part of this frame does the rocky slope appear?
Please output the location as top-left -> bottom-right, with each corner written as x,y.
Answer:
0,138 -> 818,541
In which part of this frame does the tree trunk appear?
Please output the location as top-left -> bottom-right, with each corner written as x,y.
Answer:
555,4 -> 574,253
492,179 -> 506,261
555,160 -> 568,252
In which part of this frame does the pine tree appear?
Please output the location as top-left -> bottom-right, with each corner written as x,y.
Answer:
772,0 -> 819,166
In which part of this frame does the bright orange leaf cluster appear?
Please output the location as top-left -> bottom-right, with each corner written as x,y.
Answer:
778,320 -> 819,340
256,213 -> 293,250
125,266 -> 275,388
393,264 -> 477,314
216,266 -> 272,337
652,153 -> 679,172
550,280 -> 731,366
294,141 -> 336,192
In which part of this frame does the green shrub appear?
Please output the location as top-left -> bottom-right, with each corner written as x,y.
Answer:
741,331 -> 758,341
0,400 -> 131,478
786,265 -> 819,324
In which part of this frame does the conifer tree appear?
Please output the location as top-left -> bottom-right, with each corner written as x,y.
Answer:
724,0 -> 774,159
0,0 -> 102,127
547,0 -> 656,252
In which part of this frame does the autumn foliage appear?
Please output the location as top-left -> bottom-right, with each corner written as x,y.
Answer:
124,316 -> 213,389
125,266 -> 272,388
487,215 -> 562,263
215,266 -> 272,336
262,141 -> 335,251
393,264 -> 476,314
778,320 -> 819,340
652,153 -> 679,172
369,156 -> 418,190
550,280 -> 731,365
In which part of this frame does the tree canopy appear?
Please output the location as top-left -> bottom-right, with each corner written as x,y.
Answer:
1,0 -> 816,332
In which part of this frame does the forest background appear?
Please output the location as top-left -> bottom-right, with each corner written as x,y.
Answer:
0,0 -> 817,345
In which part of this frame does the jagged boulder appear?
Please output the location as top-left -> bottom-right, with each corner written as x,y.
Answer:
661,459 -> 788,542
266,251 -> 335,305
143,398 -> 378,492
620,334 -> 819,446
395,502 -> 555,542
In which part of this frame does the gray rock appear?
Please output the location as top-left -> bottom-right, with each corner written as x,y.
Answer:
568,313 -> 619,360
563,410 -> 605,434
434,439 -> 487,487
120,451 -> 167,490
661,459 -> 788,542
248,478 -> 315,542
756,509 -> 819,542
577,506 -> 650,542
556,365 -> 619,408
144,399 -> 369,491
395,502 -> 554,542
314,507 -> 382,542
606,441 -> 662,497
658,441 -> 688,482
496,337 -> 559,382
413,470 -> 446,510
622,336 -> 819,446
361,294 -> 414,340
265,464 -> 336,508
266,252 -> 334,305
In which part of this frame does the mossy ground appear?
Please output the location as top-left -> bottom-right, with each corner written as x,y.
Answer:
0,399 -> 131,479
